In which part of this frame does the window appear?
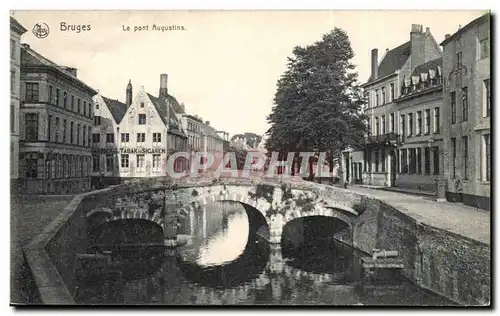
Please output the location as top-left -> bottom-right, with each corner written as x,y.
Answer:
389,113 -> 395,133
417,111 -> 423,135
401,115 -> 406,139
462,87 -> 468,121
484,134 -> 490,181
25,113 -> 38,141
390,83 -> 395,102
374,150 -> 379,172
140,102 -> 145,108
83,127 -> 86,147
381,150 -> 386,172
88,103 -> 91,118
10,39 -> 15,57
25,83 -> 39,102
408,113 -> 413,136
456,51 -> 462,68
153,132 -> 162,145
88,126 -> 91,147
62,119 -> 68,143
25,158 -> 38,178
83,101 -> 87,116
11,104 -> 15,134
70,121 -> 74,144
121,133 -> 130,143
365,92 -> 371,108
381,87 -> 386,105
450,92 -> 456,124
71,96 -> 75,111
484,79 -> 491,117
63,92 -> 68,108
77,99 -> 81,114
106,133 -> 114,143
94,116 -> 101,125
401,149 -> 408,173
138,114 -> 146,125
376,90 -> 380,106
56,88 -> 60,105
381,115 -> 386,134
462,136 -> 468,180
92,155 -> 100,172
424,147 -> 430,175
433,147 -> 439,175
409,148 -> 416,174
121,154 -> 129,169
96,103 -> 99,110
92,133 -> 100,144
367,117 -> 372,136
152,154 -> 161,172
55,117 -> 60,142
137,133 -> 145,143
77,124 -> 80,145
416,148 -> 422,174
425,109 -> 430,135
451,138 -> 456,178
375,117 -> 379,136
479,38 -> 489,59
137,154 -> 145,172
363,150 -> 367,172
434,107 -> 440,133
10,70 -> 15,93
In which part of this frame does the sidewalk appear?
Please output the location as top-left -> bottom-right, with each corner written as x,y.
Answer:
357,184 -> 436,197
348,186 -> 490,245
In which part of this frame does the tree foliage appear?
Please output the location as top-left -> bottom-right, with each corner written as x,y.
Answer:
230,132 -> 262,149
265,28 -> 368,171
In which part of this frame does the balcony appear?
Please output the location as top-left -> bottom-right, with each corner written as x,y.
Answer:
365,132 -> 401,147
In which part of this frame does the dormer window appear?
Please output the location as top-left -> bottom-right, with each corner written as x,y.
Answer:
140,101 -> 144,108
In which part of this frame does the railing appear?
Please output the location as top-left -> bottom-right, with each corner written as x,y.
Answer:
365,132 -> 401,146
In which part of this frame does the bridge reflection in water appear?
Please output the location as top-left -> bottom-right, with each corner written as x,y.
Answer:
74,201 -> 454,305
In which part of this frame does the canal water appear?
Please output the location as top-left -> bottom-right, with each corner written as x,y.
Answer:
74,201 -> 454,305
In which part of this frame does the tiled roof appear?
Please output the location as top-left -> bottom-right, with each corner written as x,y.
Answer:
367,41 -> 411,83
200,122 -> 223,140
21,44 -> 97,94
102,97 -> 127,124
411,57 -> 442,76
147,93 -> 187,138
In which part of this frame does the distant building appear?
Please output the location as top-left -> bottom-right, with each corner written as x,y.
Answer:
10,17 -> 27,188
200,121 -> 225,171
346,24 -> 443,191
440,13 -> 491,210
181,114 -> 203,152
19,44 -> 96,194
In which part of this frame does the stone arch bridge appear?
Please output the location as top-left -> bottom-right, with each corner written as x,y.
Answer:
86,180 -> 367,244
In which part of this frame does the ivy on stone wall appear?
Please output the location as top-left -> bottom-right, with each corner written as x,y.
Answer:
281,183 -> 293,201
192,189 -> 199,197
248,184 -> 275,204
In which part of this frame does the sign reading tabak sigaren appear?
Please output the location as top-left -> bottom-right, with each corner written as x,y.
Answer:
91,148 -> 167,154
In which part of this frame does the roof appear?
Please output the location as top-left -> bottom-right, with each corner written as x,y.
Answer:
147,93 -> 187,138
200,122 -> 223,140
10,17 -> 27,34
366,41 -> 411,83
440,13 -> 490,46
21,44 -> 97,95
411,57 -> 443,76
102,97 -> 127,124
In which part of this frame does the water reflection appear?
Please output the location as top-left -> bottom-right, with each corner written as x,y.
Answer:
74,201 -> 455,306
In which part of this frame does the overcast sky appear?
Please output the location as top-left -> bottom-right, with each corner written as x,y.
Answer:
12,10 -> 485,137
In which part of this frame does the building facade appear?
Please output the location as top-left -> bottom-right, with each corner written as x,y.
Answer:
90,93 -> 127,184
350,24 -> 443,192
10,17 -> 27,187
200,121 -> 225,171
19,44 -> 96,194
113,75 -> 188,178
441,13 -> 491,210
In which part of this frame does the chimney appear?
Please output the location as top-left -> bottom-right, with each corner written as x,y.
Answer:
410,24 -> 425,72
159,74 -> 168,99
126,79 -> 133,107
425,27 -> 431,34
371,49 -> 378,80
205,121 -> 210,126
445,34 -> 451,40
62,66 -> 77,77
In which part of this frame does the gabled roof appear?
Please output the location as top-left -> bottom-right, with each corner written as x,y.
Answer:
201,122 -> 223,140
21,44 -> 97,95
366,41 -> 411,83
10,17 -> 27,35
147,93 -> 187,138
411,57 -> 442,76
102,97 -> 127,124
440,13 -> 490,46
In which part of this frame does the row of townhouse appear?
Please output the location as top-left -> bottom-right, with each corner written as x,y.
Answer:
10,17 -> 230,194
343,13 -> 491,210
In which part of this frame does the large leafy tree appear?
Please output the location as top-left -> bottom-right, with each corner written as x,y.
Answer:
266,28 -> 367,179
230,132 -> 262,149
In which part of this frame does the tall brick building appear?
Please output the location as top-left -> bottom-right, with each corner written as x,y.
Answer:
348,24 -> 443,191
440,13 -> 491,210
19,44 -> 96,194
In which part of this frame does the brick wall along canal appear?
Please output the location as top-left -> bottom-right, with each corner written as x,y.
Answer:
73,201 -> 455,305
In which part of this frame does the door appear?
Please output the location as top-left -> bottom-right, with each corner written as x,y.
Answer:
390,150 -> 397,187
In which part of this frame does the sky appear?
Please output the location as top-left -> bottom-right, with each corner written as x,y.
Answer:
12,10 -> 486,137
